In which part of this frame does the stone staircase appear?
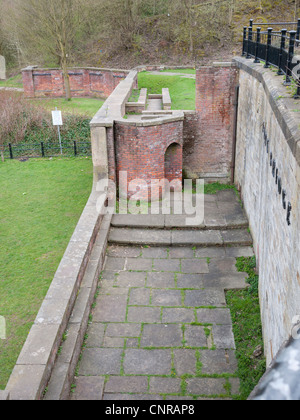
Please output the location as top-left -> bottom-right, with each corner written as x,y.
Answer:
69,190 -> 254,400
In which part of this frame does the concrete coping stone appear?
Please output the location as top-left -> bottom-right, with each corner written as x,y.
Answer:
162,88 -> 172,110
5,189 -> 110,400
43,214 -> 112,400
22,66 -> 130,73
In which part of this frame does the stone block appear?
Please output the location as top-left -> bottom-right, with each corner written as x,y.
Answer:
78,348 -> 123,375
71,376 -> 105,400
123,349 -> 172,375
140,324 -> 183,347
105,376 -> 148,394
0,55 -> 6,80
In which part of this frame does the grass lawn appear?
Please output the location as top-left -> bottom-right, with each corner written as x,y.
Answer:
138,71 -> 196,110
29,97 -> 105,118
160,68 -> 196,75
0,157 -> 93,389
0,74 -> 23,89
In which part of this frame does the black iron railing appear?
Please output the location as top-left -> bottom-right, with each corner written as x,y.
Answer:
2,140 -> 91,160
242,19 -> 300,97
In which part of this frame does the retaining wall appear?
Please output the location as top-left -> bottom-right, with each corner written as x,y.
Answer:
233,57 -> 300,366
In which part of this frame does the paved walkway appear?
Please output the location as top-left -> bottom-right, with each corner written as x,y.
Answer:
71,191 -> 253,400
147,97 -> 162,112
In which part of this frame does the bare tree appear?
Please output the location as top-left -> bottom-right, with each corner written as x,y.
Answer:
16,0 -> 86,100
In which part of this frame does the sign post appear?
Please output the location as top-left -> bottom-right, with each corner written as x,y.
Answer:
52,108 -> 63,155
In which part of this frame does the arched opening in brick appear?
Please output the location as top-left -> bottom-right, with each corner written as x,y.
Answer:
164,143 -> 183,185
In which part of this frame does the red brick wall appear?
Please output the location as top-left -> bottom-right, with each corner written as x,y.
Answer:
22,67 -> 130,99
115,120 -> 183,200
183,65 -> 239,181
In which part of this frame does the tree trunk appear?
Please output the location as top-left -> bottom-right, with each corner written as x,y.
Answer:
61,56 -> 71,101
1,148 -> 4,162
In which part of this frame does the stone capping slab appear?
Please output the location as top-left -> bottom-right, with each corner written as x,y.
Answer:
232,56 -> 300,166
5,189 -> 109,400
162,88 -> 172,110
22,66 -> 130,74
43,214 -> 112,400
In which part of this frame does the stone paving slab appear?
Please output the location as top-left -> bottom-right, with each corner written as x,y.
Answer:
110,190 -> 248,229
72,238 -> 252,400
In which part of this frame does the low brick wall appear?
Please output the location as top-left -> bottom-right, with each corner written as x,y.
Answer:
22,66 -> 131,99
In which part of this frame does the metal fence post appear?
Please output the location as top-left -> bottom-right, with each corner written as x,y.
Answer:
74,141 -> 77,156
264,28 -> 273,68
254,27 -> 261,63
41,142 -> 45,157
296,18 -> 300,44
246,25 -> 253,59
285,30 -> 296,85
242,26 -> 247,56
9,144 -> 13,160
278,29 -> 287,75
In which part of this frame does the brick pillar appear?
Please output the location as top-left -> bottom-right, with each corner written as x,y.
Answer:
22,66 -> 35,97
195,64 -> 239,179
83,69 -> 90,97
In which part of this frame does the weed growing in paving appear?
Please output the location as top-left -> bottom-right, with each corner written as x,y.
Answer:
226,256 -> 266,400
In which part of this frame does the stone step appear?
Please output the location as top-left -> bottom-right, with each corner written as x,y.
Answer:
108,227 -> 252,247
111,214 -> 248,230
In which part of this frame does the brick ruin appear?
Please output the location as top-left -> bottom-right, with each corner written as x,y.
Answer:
7,58 -> 299,399
22,64 -> 239,199
22,66 -> 131,99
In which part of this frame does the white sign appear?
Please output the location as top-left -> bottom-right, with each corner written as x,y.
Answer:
52,110 -> 63,126
0,316 -> 6,340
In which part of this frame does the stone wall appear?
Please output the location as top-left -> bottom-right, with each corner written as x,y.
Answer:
22,66 -> 130,98
0,55 -> 5,80
233,57 -> 300,366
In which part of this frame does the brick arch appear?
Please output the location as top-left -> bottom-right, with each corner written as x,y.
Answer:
164,142 -> 183,184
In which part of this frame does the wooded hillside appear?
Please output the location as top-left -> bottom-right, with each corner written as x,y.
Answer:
0,0 -> 299,72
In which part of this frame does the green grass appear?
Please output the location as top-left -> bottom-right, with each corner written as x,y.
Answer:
160,68 -> 196,75
226,257 -> 266,400
128,89 -> 140,103
138,71 -> 195,110
0,74 -> 23,88
29,97 -> 105,118
204,183 -> 237,195
0,157 -> 93,389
